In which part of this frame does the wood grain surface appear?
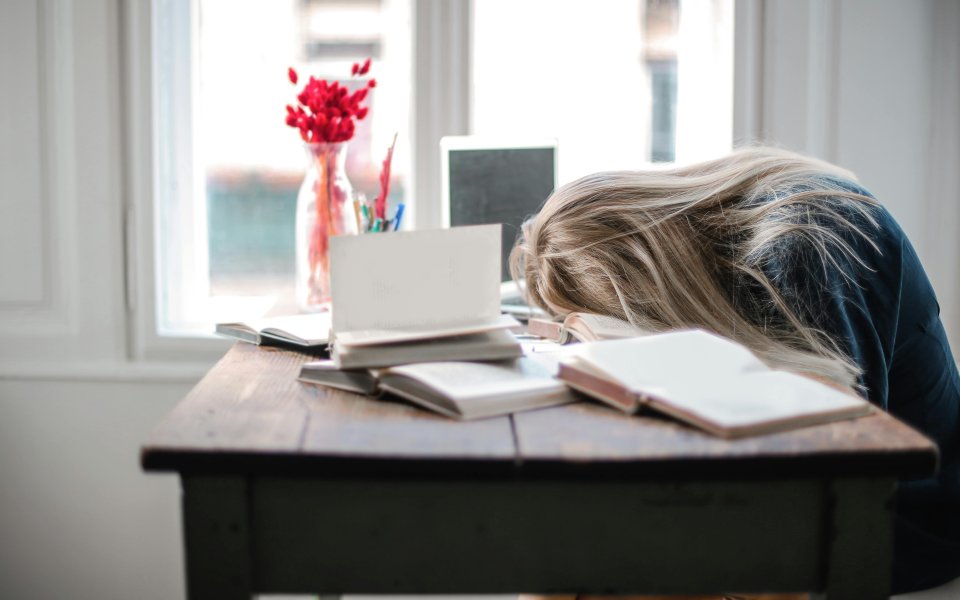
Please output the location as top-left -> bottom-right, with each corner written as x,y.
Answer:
142,343 -> 937,478
512,401 -> 937,478
141,343 -> 515,473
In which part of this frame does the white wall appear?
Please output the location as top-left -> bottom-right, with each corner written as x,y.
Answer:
0,379 -> 189,600
0,1 -> 957,599
742,0 -> 960,347
0,2 -> 215,599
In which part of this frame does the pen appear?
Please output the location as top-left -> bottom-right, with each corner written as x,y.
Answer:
372,217 -> 383,232
392,203 -> 405,231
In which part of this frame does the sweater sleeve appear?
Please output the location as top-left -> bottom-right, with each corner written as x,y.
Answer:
759,182 -> 960,593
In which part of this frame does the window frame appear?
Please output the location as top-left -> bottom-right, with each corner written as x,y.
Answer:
124,0 -> 470,361
124,0 -> 756,363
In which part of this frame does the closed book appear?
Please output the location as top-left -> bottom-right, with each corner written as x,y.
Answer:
297,360 -> 379,395
331,328 -> 522,370
558,329 -> 873,438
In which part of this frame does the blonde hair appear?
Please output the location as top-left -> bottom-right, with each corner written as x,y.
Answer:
510,146 -> 881,388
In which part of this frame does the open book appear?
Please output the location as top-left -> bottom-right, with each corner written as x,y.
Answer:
299,354 -> 576,420
528,313 -> 647,344
215,313 -> 331,350
328,225 -> 521,368
558,329 -> 873,438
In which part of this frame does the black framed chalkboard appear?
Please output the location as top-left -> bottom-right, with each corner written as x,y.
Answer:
447,147 -> 556,281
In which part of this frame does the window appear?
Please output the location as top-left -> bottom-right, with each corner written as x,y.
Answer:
151,0 -> 732,337
153,0 -> 411,335
471,0 -> 732,181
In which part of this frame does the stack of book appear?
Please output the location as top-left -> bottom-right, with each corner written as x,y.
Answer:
218,225 -> 872,436
218,225 -> 577,420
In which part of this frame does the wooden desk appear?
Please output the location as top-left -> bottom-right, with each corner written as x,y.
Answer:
141,343 -> 937,600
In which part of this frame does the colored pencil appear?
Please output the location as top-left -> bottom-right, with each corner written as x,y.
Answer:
353,199 -> 362,233
392,203 -> 405,231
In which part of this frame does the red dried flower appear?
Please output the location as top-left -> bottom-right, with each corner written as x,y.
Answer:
284,59 -> 376,143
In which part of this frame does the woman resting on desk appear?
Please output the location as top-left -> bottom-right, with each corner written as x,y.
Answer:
511,146 -> 960,599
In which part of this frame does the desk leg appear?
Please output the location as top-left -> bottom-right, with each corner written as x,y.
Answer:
818,477 -> 896,600
182,476 -> 253,600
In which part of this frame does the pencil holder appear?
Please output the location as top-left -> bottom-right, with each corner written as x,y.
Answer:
295,142 -> 358,312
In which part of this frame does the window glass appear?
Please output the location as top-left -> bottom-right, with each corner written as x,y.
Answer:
154,0 -> 411,333
200,0 -> 411,296
154,0 -> 732,335
471,0 -> 733,183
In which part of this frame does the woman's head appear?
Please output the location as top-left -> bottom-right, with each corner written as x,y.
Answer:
510,146 -> 878,387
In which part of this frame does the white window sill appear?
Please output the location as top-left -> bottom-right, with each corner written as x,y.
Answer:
0,357 -> 220,384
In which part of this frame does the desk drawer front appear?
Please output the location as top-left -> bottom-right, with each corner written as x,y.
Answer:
250,478 -> 826,595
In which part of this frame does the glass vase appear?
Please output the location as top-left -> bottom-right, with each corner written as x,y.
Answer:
295,142 -> 358,312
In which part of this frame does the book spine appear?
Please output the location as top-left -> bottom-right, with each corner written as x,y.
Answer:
527,318 -> 564,342
556,363 -> 643,413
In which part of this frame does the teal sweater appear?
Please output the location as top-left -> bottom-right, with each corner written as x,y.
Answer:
756,178 -> 960,593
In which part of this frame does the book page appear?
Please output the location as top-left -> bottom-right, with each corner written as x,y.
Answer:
573,329 -> 768,389
381,355 -> 576,419
384,355 -> 565,401
225,313 -> 331,344
568,313 -> 648,341
330,225 -> 502,336
654,370 -> 870,430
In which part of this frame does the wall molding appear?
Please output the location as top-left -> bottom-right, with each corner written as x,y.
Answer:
0,0 -> 79,336
0,358 -> 210,384
925,0 -> 960,351
0,0 -> 129,364
748,0 -> 841,157
803,0 -> 840,163
737,0 -> 959,351
733,0 -> 764,144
